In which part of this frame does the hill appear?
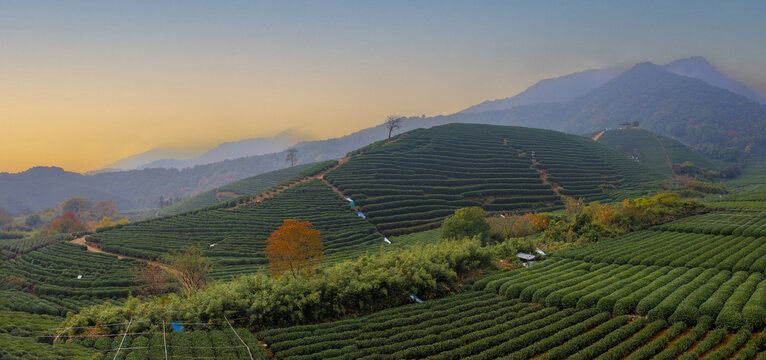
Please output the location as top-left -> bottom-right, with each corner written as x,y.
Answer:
594,128 -> 716,175
325,123 -> 661,236
0,167 -> 142,212
82,124 -> 662,278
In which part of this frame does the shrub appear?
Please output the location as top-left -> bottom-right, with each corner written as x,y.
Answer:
441,207 -> 491,243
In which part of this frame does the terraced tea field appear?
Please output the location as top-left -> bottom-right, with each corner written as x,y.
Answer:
63,325 -> 267,360
1,242 -> 133,315
88,180 -> 383,279
327,124 -> 659,235
256,211 -> 766,358
654,211 -> 766,237
260,288 -> 764,360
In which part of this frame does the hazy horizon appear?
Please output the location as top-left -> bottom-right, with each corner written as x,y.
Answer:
2,0 -> 766,173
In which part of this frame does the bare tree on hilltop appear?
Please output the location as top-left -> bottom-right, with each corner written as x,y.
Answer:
286,148 -> 298,167
385,115 -> 403,140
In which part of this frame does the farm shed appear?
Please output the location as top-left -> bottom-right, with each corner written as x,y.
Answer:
517,252 -> 536,267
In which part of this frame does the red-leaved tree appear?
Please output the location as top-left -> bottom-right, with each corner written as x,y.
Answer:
48,212 -> 86,234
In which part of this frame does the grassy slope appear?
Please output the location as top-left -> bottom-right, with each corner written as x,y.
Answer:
596,128 -> 715,175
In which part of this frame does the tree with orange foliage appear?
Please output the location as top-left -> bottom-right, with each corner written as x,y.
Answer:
49,212 -> 87,234
523,213 -> 549,231
265,219 -> 325,278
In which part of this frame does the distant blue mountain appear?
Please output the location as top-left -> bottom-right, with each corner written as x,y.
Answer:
460,67 -> 623,113
664,56 -> 766,104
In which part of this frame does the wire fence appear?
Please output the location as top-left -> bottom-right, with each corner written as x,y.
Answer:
36,315 -> 260,359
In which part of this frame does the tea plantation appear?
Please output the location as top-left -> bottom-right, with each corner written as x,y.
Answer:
1,242 -> 132,315
327,123 -> 660,236
88,179 -> 383,279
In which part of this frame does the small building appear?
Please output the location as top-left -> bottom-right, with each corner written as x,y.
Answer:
517,252 -> 536,267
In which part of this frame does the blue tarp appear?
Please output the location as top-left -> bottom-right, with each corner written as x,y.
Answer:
409,293 -> 423,304
357,212 -> 366,218
171,321 -> 183,332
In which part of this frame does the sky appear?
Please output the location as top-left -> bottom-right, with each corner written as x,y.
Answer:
1,0 -> 765,173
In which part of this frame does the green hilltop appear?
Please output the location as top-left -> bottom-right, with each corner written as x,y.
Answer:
328,123 -> 662,236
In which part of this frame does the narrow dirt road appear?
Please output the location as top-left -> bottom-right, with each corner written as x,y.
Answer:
70,236 -> 124,259
69,236 -> 181,277
651,133 -> 675,176
592,129 -> 607,141
215,191 -> 240,202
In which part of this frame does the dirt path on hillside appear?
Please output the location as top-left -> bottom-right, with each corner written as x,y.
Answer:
652,133 -> 675,176
69,236 -> 181,277
322,178 -> 348,200
516,149 -> 565,200
234,156 -> 351,208
70,236 -> 125,259
592,130 -> 607,141
215,191 -> 240,202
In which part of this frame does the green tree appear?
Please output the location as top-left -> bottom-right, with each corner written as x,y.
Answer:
165,244 -> 210,291
441,207 -> 490,242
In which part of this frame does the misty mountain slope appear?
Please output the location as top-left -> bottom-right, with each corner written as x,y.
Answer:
136,130 -> 303,170
97,148 -> 202,173
0,167 -> 141,211
443,62 -> 766,158
460,67 -> 622,113
562,62 -> 766,150
459,56 -> 765,116
664,56 -> 766,104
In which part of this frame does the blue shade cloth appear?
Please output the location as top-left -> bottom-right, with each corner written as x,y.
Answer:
171,321 -> 183,332
409,293 -> 423,303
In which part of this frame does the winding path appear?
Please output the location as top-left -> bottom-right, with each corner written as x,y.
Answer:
69,236 -> 181,277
